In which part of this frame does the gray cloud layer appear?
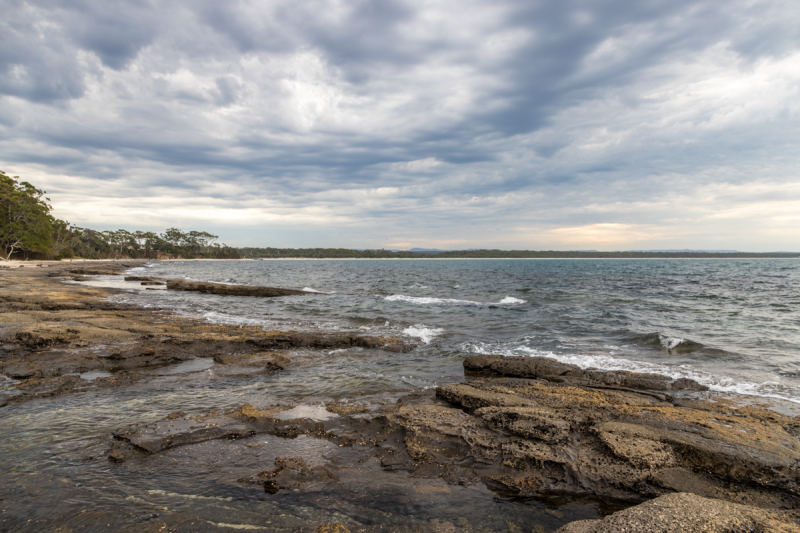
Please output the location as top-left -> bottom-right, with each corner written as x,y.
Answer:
1,0 -> 799,250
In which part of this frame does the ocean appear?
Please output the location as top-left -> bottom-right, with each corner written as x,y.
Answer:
113,258 -> 800,405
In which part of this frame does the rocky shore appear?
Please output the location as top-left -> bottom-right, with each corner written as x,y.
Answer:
0,263 -> 409,405
1,262 -> 799,532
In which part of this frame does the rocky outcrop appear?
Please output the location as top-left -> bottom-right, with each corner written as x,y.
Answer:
113,412 -> 256,453
555,492 -> 800,532
464,354 -> 707,392
0,264 -> 412,405
166,279 -> 308,297
383,357 -> 800,509
110,405 -> 331,458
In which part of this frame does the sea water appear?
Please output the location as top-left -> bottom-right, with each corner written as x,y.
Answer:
1,258 -> 798,531
117,258 -> 800,404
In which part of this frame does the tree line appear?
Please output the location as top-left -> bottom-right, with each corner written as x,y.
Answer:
1,171 -> 239,260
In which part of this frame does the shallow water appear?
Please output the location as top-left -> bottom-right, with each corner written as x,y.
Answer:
2,258 -> 799,531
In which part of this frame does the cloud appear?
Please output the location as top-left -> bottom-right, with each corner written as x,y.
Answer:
1,0 -> 799,250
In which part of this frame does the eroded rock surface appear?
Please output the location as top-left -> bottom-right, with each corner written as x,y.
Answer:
384,357 -> 800,510
166,279 -> 308,297
464,353 -> 708,393
0,264 -> 412,405
113,412 -> 255,453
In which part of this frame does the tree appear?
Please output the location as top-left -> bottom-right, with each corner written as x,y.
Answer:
161,227 -> 185,248
0,171 -> 55,260
188,230 -> 218,253
51,218 -> 77,259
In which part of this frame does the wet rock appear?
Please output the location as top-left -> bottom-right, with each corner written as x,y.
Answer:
114,414 -> 255,453
3,363 -> 37,379
140,281 -> 165,286
326,401 -> 369,416
256,456 -> 337,493
245,331 -> 412,352
464,354 -> 707,392
108,449 -> 127,462
125,276 -> 165,282
386,372 -> 800,506
554,492 -> 800,532
213,352 -> 289,370
166,279 -> 308,298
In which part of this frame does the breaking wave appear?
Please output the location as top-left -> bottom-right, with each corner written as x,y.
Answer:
498,296 -> 527,305
624,332 -> 707,353
301,287 -> 323,293
386,295 -> 482,306
403,324 -> 444,344
461,340 -> 800,404
386,294 -> 527,306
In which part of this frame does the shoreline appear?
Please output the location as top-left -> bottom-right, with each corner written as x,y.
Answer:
3,255 -> 799,267
1,264 -> 799,531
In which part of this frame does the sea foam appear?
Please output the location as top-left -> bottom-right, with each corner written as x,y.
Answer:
386,294 -> 482,306
462,340 -> 800,405
498,296 -> 527,304
302,287 -> 323,293
403,324 -> 444,344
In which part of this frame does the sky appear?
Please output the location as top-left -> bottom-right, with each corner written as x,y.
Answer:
1,0 -> 799,251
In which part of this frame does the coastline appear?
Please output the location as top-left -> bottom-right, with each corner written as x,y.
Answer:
1,264 -> 799,531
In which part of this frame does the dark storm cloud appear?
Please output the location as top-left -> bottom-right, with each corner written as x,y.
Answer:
1,0 -> 799,249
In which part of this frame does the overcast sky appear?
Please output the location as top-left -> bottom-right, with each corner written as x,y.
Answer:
2,0 -> 799,250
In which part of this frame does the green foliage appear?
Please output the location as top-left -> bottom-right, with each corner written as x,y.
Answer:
67,227 -> 238,260
0,171 -> 238,260
0,171 -> 56,260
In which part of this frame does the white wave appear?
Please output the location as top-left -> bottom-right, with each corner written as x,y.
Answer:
302,287 -> 322,293
462,341 -> 800,405
201,310 -> 267,327
498,296 -> 527,304
403,324 -> 444,344
659,334 -> 685,350
386,294 -> 481,306
462,341 -> 557,359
